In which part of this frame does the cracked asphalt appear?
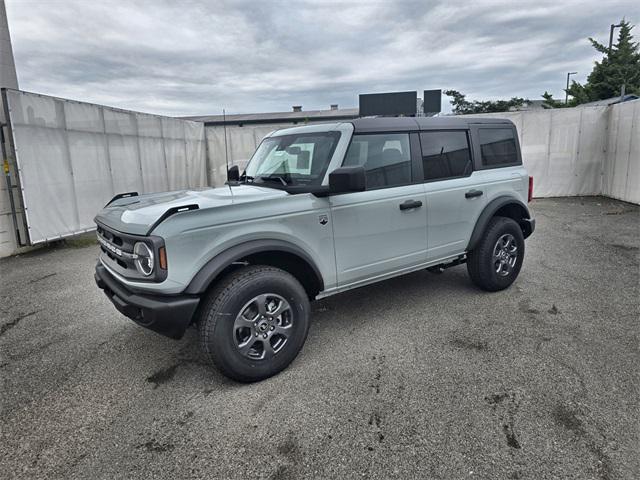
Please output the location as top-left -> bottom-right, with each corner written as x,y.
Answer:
1,197 -> 638,480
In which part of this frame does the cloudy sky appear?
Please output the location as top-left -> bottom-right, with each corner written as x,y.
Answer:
5,0 -> 638,116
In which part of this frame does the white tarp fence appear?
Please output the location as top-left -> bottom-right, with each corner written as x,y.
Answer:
5,89 -> 207,244
603,99 -> 640,204
466,100 -> 638,204
466,106 -> 609,198
205,124 -> 292,186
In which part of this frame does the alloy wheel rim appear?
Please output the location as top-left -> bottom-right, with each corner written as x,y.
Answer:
493,233 -> 518,277
233,294 -> 293,360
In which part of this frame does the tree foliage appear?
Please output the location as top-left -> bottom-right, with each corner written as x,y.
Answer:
543,19 -> 640,107
540,91 -> 565,109
443,89 -> 528,114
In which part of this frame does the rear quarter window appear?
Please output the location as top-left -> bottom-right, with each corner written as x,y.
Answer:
478,128 -> 520,167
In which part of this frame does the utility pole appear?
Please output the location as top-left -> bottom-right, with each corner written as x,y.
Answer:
609,23 -> 622,55
565,72 -> 577,104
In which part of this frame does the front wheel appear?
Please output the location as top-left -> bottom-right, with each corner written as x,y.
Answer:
467,216 -> 525,291
198,265 -> 310,382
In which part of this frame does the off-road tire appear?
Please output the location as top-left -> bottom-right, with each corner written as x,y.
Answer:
197,265 -> 310,382
467,216 -> 525,292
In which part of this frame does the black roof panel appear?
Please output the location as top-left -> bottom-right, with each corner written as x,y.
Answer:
182,108 -> 359,126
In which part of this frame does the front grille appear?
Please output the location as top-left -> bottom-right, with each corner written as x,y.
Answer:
97,226 -> 128,269
95,223 -> 167,283
96,224 -> 145,280
97,225 -> 123,246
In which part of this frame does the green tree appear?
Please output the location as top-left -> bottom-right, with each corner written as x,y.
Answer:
541,91 -> 565,109
544,19 -> 640,106
444,89 -> 528,114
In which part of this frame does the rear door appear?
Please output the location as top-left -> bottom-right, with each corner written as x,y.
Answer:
420,129 -> 487,261
469,124 -> 528,204
330,132 -> 427,287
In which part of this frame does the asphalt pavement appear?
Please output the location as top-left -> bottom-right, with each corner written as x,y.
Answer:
1,197 -> 638,479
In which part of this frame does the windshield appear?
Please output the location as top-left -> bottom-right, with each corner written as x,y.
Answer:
244,131 -> 341,187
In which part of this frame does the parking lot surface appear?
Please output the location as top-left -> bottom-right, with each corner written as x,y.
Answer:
1,197 -> 638,480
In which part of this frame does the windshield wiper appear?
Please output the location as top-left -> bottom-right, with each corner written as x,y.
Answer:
255,175 -> 289,187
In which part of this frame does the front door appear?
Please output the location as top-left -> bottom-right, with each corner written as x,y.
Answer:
330,132 -> 427,287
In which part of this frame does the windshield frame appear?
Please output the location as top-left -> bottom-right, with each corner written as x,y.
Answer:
242,129 -> 344,192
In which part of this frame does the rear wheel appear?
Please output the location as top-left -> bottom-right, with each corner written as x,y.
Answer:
198,265 -> 310,382
467,216 -> 524,291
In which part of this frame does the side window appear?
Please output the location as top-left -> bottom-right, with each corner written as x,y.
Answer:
343,133 -> 411,188
478,128 -> 519,167
420,131 -> 472,181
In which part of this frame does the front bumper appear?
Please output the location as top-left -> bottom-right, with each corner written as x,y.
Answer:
95,264 -> 200,339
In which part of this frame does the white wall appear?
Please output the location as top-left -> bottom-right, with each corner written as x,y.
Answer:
4,89 -> 207,245
205,123 -> 294,186
466,106 -> 609,198
465,101 -> 639,204
603,99 -> 640,204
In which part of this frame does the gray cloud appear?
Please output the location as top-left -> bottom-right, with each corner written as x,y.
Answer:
6,0 -> 638,116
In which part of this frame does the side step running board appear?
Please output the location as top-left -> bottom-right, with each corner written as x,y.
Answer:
426,255 -> 467,274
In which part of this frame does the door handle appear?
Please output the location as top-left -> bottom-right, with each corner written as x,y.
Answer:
399,200 -> 423,210
465,189 -> 483,199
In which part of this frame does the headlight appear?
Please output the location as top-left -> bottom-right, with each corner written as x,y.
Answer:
134,242 -> 154,276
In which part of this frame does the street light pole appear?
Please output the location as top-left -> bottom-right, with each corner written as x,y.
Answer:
609,23 -> 622,55
566,72 -> 577,104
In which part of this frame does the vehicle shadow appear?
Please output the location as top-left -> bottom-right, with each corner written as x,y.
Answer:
140,265 -> 480,391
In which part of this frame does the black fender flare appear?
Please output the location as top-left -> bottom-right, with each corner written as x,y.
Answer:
185,239 -> 324,295
466,196 -> 533,251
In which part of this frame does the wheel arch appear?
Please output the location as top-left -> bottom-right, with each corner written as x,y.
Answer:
185,239 -> 324,299
467,196 -> 533,251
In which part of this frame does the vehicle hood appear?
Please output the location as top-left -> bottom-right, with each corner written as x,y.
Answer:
95,184 -> 289,235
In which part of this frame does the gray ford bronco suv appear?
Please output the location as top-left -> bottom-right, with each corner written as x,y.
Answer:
94,116 -> 535,382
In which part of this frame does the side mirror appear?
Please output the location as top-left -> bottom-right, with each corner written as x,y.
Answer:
227,165 -> 240,182
328,166 -> 366,194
